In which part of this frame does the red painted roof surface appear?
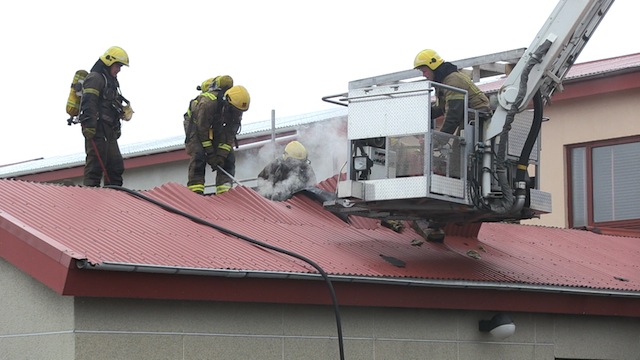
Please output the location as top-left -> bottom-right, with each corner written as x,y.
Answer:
1,177 -> 638,299
479,52 -> 640,94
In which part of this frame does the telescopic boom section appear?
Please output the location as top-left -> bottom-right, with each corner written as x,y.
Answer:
485,0 -> 615,140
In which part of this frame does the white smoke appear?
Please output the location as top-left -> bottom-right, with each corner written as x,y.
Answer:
234,116 -> 349,192
297,117 -> 349,182
256,171 -> 307,201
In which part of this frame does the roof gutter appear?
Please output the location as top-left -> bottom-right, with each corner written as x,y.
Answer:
77,260 -> 640,299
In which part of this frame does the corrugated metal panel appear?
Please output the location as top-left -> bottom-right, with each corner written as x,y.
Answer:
563,53 -> 640,79
479,52 -> 640,94
0,178 -> 639,294
478,224 -> 640,291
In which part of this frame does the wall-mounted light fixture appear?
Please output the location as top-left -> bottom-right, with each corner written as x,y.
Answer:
479,313 -> 516,339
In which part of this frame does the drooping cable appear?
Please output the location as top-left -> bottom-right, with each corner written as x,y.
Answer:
104,185 -> 346,360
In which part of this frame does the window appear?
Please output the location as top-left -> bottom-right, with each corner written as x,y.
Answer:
567,136 -> 640,229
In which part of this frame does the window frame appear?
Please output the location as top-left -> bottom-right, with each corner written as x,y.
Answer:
566,135 -> 640,229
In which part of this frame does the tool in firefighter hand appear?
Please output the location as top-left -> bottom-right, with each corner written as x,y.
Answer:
216,165 -> 243,187
67,116 -> 80,126
91,138 -> 111,185
119,95 -> 134,121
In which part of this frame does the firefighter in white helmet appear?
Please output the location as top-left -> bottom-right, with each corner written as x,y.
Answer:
256,141 -> 317,201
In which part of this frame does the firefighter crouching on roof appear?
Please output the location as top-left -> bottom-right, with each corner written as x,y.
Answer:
256,141 -> 317,201
184,77 -> 250,194
79,46 -> 133,187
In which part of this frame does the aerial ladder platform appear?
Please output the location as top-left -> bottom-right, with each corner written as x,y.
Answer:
322,0 -> 615,239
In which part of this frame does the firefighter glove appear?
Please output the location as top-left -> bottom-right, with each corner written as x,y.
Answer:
202,141 -> 214,155
207,154 -> 225,169
82,127 -> 96,139
122,104 -> 134,121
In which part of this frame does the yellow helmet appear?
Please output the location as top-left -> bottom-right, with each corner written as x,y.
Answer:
224,85 -> 250,111
283,141 -> 308,161
100,46 -> 129,67
197,77 -> 216,92
414,49 -> 443,70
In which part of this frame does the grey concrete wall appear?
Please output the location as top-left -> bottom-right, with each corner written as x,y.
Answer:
121,160 -> 188,190
0,258 -> 75,359
1,258 -> 639,360
72,296 -> 640,360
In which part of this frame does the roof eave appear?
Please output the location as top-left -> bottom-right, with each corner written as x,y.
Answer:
0,211 -> 77,293
80,260 -> 640,298
65,260 -> 640,318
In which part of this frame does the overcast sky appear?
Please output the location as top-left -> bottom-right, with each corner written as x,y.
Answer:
0,0 -> 637,166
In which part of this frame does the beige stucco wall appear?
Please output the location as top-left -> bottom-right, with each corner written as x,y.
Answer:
525,88 -> 640,228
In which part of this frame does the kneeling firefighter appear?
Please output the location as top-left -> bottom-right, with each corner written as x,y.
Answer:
256,140 -> 317,201
184,82 -> 250,194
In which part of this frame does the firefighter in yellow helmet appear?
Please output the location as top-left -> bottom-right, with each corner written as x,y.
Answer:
256,140 -> 317,201
79,46 -> 132,187
413,49 -> 490,135
184,82 -> 250,194
183,75 -> 234,142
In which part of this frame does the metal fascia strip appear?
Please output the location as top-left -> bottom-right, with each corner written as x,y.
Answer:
78,260 -> 640,298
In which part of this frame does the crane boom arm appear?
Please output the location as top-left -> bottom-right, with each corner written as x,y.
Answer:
485,0 -> 614,140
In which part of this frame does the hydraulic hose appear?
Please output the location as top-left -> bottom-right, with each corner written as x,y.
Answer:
517,90 -> 543,172
513,90 -> 544,213
492,40 -> 552,214
104,185 -> 346,360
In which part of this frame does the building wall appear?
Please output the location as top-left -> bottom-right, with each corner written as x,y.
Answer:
526,88 -> 640,228
0,258 -> 75,359
72,297 -> 640,360
2,258 -> 640,359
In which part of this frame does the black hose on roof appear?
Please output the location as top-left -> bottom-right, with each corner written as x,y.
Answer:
105,185 -> 346,360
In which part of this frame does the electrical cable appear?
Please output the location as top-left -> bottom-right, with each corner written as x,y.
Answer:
104,185 -> 346,360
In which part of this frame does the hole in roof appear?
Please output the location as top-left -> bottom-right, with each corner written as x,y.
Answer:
380,254 -> 405,268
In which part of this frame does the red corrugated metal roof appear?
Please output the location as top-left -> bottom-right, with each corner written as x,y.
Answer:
563,53 -> 640,79
479,52 -> 640,93
0,178 -> 638,297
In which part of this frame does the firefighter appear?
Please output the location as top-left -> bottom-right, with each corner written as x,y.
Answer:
184,76 -> 234,144
414,49 -> 491,135
256,141 -> 317,201
185,83 -> 250,194
79,46 -> 133,187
